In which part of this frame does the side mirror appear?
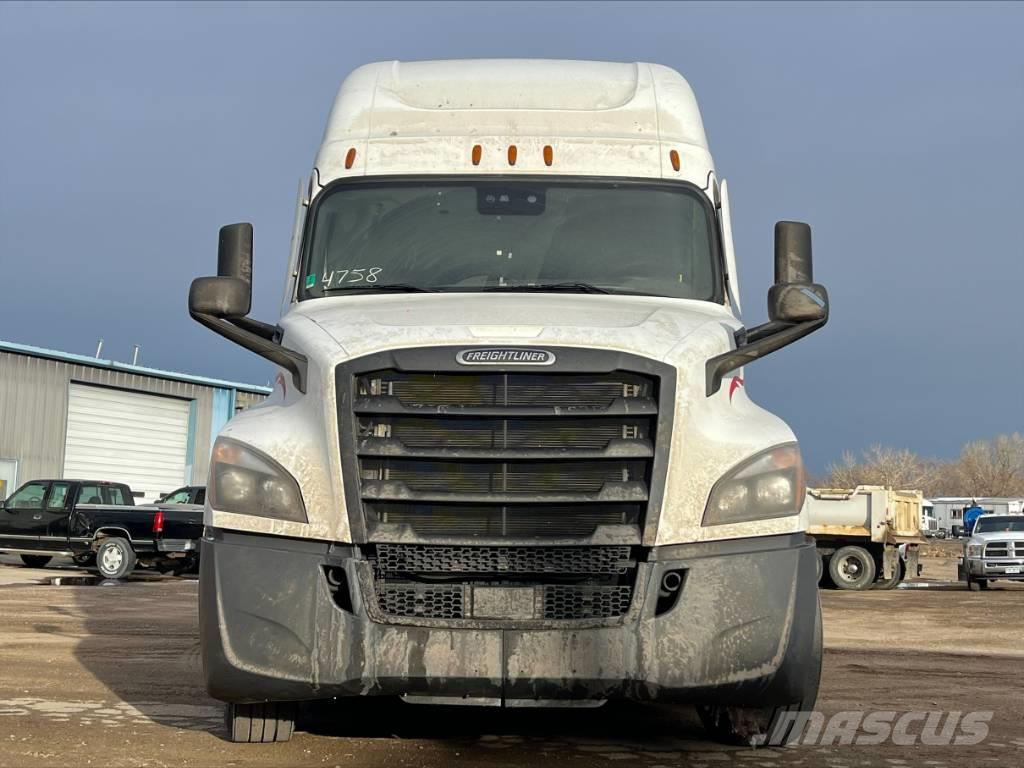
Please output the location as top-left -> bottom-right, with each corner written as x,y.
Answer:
768,222 -> 828,323
189,223 -> 309,392
705,220 -> 829,396
188,224 -> 253,319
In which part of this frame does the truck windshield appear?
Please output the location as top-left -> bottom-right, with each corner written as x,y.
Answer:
974,516 -> 1024,533
301,179 -> 719,300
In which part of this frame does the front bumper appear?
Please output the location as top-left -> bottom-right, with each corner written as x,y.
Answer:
200,529 -> 820,706
968,558 -> 1024,578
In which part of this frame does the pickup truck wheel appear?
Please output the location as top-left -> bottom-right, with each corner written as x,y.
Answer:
72,553 -> 96,567
19,555 -> 52,569
975,578 -> 989,590
828,546 -> 876,590
225,702 -> 295,743
95,538 -> 136,579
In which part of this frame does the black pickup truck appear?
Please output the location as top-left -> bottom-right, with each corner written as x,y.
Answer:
0,479 -> 203,578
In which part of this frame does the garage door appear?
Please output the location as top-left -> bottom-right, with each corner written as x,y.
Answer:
63,383 -> 190,502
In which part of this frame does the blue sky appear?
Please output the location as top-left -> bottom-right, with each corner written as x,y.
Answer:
1,1 -> 1021,471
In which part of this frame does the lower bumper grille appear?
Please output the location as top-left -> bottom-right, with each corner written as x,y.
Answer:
369,544 -> 638,622
378,584 -> 465,620
375,543 -> 633,574
542,585 -> 633,620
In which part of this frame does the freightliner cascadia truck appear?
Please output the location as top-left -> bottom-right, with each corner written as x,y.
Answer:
190,60 -> 830,746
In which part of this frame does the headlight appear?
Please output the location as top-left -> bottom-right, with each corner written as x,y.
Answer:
966,544 -> 983,557
209,438 -> 307,523
703,444 -> 805,526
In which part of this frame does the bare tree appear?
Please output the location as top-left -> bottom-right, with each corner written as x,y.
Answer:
823,444 -> 940,492
822,434 -> 1024,497
950,433 -> 1024,497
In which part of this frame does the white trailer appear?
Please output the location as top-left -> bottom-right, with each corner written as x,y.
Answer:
189,59 -> 831,747
806,486 -> 925,590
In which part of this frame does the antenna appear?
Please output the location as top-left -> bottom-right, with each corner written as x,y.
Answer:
131,345 -> 141,366
95,339 -> 104,358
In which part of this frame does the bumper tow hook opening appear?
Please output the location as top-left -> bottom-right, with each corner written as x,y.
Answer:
655,569 -> 685,616
324,566 -> 354,613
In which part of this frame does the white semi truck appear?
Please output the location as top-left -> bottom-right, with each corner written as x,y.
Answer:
190,60 -> 830,746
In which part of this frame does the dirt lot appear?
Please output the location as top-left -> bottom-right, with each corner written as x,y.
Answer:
1,551 -> 1022,768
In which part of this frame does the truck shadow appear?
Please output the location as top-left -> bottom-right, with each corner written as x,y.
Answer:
69,576 -> 223,733
66,575 -> 737,755
299,697 -> 726,756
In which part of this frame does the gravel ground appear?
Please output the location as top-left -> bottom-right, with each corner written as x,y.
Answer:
0,551 -> 1021,768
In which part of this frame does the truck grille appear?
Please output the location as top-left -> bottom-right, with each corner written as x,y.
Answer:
347,365 -> 662,539
368,544 -> 638,622
984,541 -> 1019,558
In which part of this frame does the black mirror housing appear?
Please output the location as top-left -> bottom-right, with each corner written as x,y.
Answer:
705,219 -> 829,396
768,283 -> 828,323
769,220 -> 828,322
189,276 -> 251,318
218,223 -> 253,283
189,222 -> 309,392
774,221 -> 813,284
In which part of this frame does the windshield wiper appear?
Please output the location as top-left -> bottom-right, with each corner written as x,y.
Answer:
323,283 -> 439,294
480,282 -> 613,295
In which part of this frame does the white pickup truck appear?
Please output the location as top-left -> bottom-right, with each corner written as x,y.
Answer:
189,59 -> 830,746
962,514 -> 1024,590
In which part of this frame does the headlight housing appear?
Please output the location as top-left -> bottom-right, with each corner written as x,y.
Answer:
209,438 -> 307,523
703,443 -> 805,526
966,544 -> 984,558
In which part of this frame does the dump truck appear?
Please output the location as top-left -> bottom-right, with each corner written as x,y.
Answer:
189,59 -> 831,746
806,486 -> 925,590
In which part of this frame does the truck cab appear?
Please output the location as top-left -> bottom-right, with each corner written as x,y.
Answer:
190,60 -> 830,746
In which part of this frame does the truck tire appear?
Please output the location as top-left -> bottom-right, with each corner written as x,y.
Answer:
19,555 -> 52,569
970,578 -> 989,591
873,559 -> 904,590
95,538 -> 136,580
72,553 -> 96,568
828,546 -> 876,591
697,597 -> 822,746
225,702 -> 295,743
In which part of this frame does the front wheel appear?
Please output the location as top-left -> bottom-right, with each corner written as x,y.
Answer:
828,546 -> 876,590
19,555 -> 52,569
225,702 -> 295,743
95,538 -> 136,579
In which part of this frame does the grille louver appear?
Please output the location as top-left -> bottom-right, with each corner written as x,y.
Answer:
351,369 -> 660,539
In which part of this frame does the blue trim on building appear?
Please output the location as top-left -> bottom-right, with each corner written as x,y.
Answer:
210,388 -> 235,454
184,399 -> 198,484
0,338 -> 272,395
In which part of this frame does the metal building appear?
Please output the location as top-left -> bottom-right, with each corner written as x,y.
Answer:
930,496 -> 1024,534
0,339 -> 270,502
